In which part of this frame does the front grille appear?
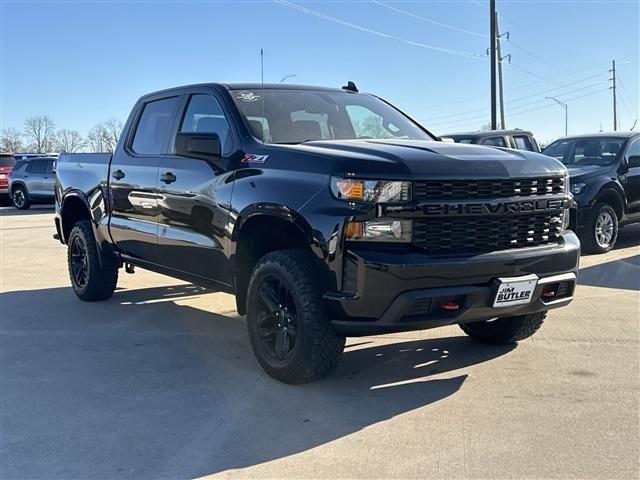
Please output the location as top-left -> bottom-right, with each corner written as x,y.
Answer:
413,212 -> 563,255
413,177 -> 565,200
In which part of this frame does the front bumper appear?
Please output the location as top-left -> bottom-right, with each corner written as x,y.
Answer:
325,231 -> 580,336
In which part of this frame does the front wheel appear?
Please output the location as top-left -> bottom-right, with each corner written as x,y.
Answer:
459,312 -> 547,344
246,250 -> 346,384
583,203 -> 618,254
67,220 -> 119,301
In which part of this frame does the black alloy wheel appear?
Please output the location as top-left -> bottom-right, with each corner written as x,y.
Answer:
70,235 -> 89,289
255,275 -> 298,360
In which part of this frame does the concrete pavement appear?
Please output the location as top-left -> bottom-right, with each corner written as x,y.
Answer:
1,206 -> 638,479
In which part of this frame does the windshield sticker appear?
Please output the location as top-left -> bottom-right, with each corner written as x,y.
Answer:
236,91 -> 260,102
242,154 -> 269,164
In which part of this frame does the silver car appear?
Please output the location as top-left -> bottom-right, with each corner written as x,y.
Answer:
8,156 -> 56,209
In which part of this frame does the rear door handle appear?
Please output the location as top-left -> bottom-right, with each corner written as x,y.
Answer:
112,169 -> 125,180
160,172 -> 176,184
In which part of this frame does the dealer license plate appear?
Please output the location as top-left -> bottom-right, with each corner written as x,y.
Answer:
493,274 -> 538,308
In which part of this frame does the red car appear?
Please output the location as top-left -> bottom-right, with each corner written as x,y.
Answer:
0,153 -> 16,202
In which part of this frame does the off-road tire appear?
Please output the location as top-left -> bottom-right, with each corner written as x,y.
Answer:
12,185 -> 31,210
459,311 -> 547,344
582,202 -> 618,254
67,220 -> 118,301
246,249 -> 346,384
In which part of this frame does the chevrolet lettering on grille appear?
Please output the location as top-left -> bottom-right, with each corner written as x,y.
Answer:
380,198 -> 571,218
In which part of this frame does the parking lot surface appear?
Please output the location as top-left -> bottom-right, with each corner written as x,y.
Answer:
1,206 -> 638,479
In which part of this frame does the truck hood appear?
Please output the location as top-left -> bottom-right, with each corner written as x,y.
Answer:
286,139 -> 566,178
565,164 -> 610,182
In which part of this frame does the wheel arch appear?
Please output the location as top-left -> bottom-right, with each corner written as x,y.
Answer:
231,205 -> 323,315
594,186 -> 625,221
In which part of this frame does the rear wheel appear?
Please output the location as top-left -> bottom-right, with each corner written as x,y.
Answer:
12,185 -> 30,210
459,312 -> 547,344
246,250 -> 345,384
67,221 -> 118,301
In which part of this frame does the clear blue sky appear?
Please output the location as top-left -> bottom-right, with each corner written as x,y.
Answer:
1,0 -> 638,144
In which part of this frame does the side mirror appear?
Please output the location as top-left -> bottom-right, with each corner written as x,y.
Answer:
628,155 -> 640,168
174,132 -> 222,164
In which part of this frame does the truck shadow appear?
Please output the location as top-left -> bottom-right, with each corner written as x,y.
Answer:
1,285 -> 514,479
0,205 -> 54,216
579,254 -> 640,291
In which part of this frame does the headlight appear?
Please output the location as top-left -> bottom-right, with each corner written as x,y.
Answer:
331,178 -> 411,203
344,219 -> 412,242
571,183 -> 586,195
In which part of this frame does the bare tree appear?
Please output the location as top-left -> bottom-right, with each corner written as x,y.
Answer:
0,128 -> 24,153
24,115 -> 55,152
87,119 -> 123,153
53,129 -> 85,153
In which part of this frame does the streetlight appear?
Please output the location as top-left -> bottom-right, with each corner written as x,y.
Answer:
279,74 -> 297,83
546,96 -> 568,137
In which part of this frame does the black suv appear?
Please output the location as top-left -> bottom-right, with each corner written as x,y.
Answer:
542,132 -> 640,253
442,129 -> 540,152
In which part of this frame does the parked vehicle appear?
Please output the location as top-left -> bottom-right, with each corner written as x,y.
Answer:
55,83 -> 579,384
542,132 -> 640,253
8,156 -> 56,209
442,129 -> 541,152
0,153 -> 16,202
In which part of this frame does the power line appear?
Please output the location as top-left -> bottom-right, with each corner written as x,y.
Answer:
418,73 -> 608,122
372,0 -> 488,38
434,87 -> 609,130
505,38 -> 574,73
274,0 -> 486,60
430,86 -> 610,130
417,63 -> 610,111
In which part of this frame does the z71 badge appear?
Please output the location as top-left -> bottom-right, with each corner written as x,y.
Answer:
241,154 -> 269,164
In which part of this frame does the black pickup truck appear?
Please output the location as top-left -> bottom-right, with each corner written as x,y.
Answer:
55,83 -> 579,384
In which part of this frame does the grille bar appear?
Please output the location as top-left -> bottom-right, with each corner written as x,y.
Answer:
413,212 -> 563,255
413,177 -> 565,200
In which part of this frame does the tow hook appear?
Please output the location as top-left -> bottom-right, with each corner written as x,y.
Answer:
125,263 -> 135,274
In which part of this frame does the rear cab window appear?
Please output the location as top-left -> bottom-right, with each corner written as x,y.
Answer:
131,96 -> 180,155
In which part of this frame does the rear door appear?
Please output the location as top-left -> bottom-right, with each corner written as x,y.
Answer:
155,91 -> 236,286
25,159 -> 47,196
108,95 -> 180,262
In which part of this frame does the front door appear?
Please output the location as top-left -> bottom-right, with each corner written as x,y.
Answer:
156,92 -> 235,287
109,95 -> 180,262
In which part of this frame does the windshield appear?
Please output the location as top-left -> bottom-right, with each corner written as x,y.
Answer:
230,89 -> 433,144
542,137 -> 626,166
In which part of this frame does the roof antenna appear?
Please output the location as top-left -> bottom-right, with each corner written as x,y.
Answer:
342,81 -> 358,93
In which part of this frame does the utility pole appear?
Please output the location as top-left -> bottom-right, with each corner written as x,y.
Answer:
495,12 -> 506,129
611,60 -> 617,131
490,0 -> 497,130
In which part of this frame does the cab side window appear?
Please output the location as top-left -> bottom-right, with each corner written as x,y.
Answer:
627,138 -> 640,167
179,94 -> 233,155
481,136 -> 507,147
131,96 -> 179,155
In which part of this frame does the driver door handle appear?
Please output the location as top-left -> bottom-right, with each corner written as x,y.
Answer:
112,169 -> 125,180
160,172 -> 177,184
